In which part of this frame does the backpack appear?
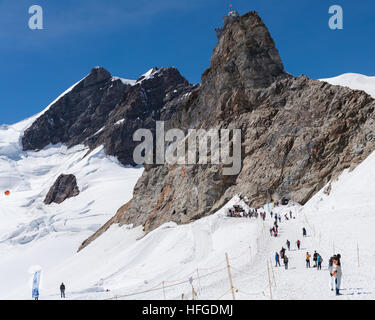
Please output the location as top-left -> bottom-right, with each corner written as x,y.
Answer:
329,257 -> 333,267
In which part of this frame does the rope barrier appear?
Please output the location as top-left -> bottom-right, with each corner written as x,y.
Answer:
216,288 -> 233,300
104,266 -> 228,300
236,288 -> 266,297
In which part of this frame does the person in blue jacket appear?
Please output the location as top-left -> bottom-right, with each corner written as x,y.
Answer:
275,252 -> 281,267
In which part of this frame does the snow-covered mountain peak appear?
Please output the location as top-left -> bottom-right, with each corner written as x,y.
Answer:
320,73 -> 375,98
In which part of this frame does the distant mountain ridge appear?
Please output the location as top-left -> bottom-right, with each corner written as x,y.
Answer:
22,66 -> 197,166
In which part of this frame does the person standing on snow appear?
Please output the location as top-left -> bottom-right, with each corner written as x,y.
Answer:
306,252 -> 311,268
296,240 -> 301,250
330,254 -> 342,295
275,252 -> 281,267
286,240 -> 291,251
60,283 -> 66,298
280,247 -> 286,259
313,251 -> 318,267
317,254 -> 323,270
329,255 -> 336,291
283,255 -> 289,270
302,227 -> 307,237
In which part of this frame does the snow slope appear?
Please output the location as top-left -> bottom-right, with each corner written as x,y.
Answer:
14,146 -> 375,301
0,76 -> 143,299
24,148 -> 375,300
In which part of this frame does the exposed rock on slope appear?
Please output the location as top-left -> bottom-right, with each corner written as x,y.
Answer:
80,11 -> 375,250
22,67 -> 197,166
44,174 -> 80,205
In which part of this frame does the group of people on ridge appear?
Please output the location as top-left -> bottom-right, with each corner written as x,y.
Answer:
275,247 -> 289,270
270,215 -> 342,296
305,250 -> 323,270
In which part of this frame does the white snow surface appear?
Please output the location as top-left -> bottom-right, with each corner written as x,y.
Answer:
112,77 -> 136,86
0,81 -> 143,299
320,73 -> 375,98
1,73 -> 375,300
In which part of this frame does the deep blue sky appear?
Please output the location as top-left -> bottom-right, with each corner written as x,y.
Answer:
1,0 -> 374,124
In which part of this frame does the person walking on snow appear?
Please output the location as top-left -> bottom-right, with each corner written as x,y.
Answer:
60,283 -> 66,298
330,254 -> 342,295
275,252 -> 281,267
296,240 -> 301,250
313,251 -> 318,267
302,227 -> 307,237
306,252 -> 311,268
286,240 -> 291,251
280,247 -> 286,259
329,255 -> 336,291
317,254 -> 323,270
283,255 -> 289,270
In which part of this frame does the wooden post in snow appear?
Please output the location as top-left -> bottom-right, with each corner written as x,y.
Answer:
267,260 -> 273,300
196,268 -> 202,294
225,253 -> 236,300
162,281 -> 166,300
270,259 -> 276,287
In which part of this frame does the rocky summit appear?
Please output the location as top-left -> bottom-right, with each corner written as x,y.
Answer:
78,11 -> 375,250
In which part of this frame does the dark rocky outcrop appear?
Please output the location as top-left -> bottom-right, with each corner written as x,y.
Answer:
44,174 -> 80,205
22,67 -> 197,166
79,11 -> 375,250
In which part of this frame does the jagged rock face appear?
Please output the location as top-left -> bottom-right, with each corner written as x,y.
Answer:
86,68 -> 198,165
44,174 -> 80,205
22,67 -> 124,151
86,10 -> 375,241
22,67 -> 196,166
209,11 -> 286,89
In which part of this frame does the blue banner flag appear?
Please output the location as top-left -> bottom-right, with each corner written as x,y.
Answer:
32,270 -> 41,299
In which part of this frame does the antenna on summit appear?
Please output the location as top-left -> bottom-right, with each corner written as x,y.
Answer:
215,4 -> 240,39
